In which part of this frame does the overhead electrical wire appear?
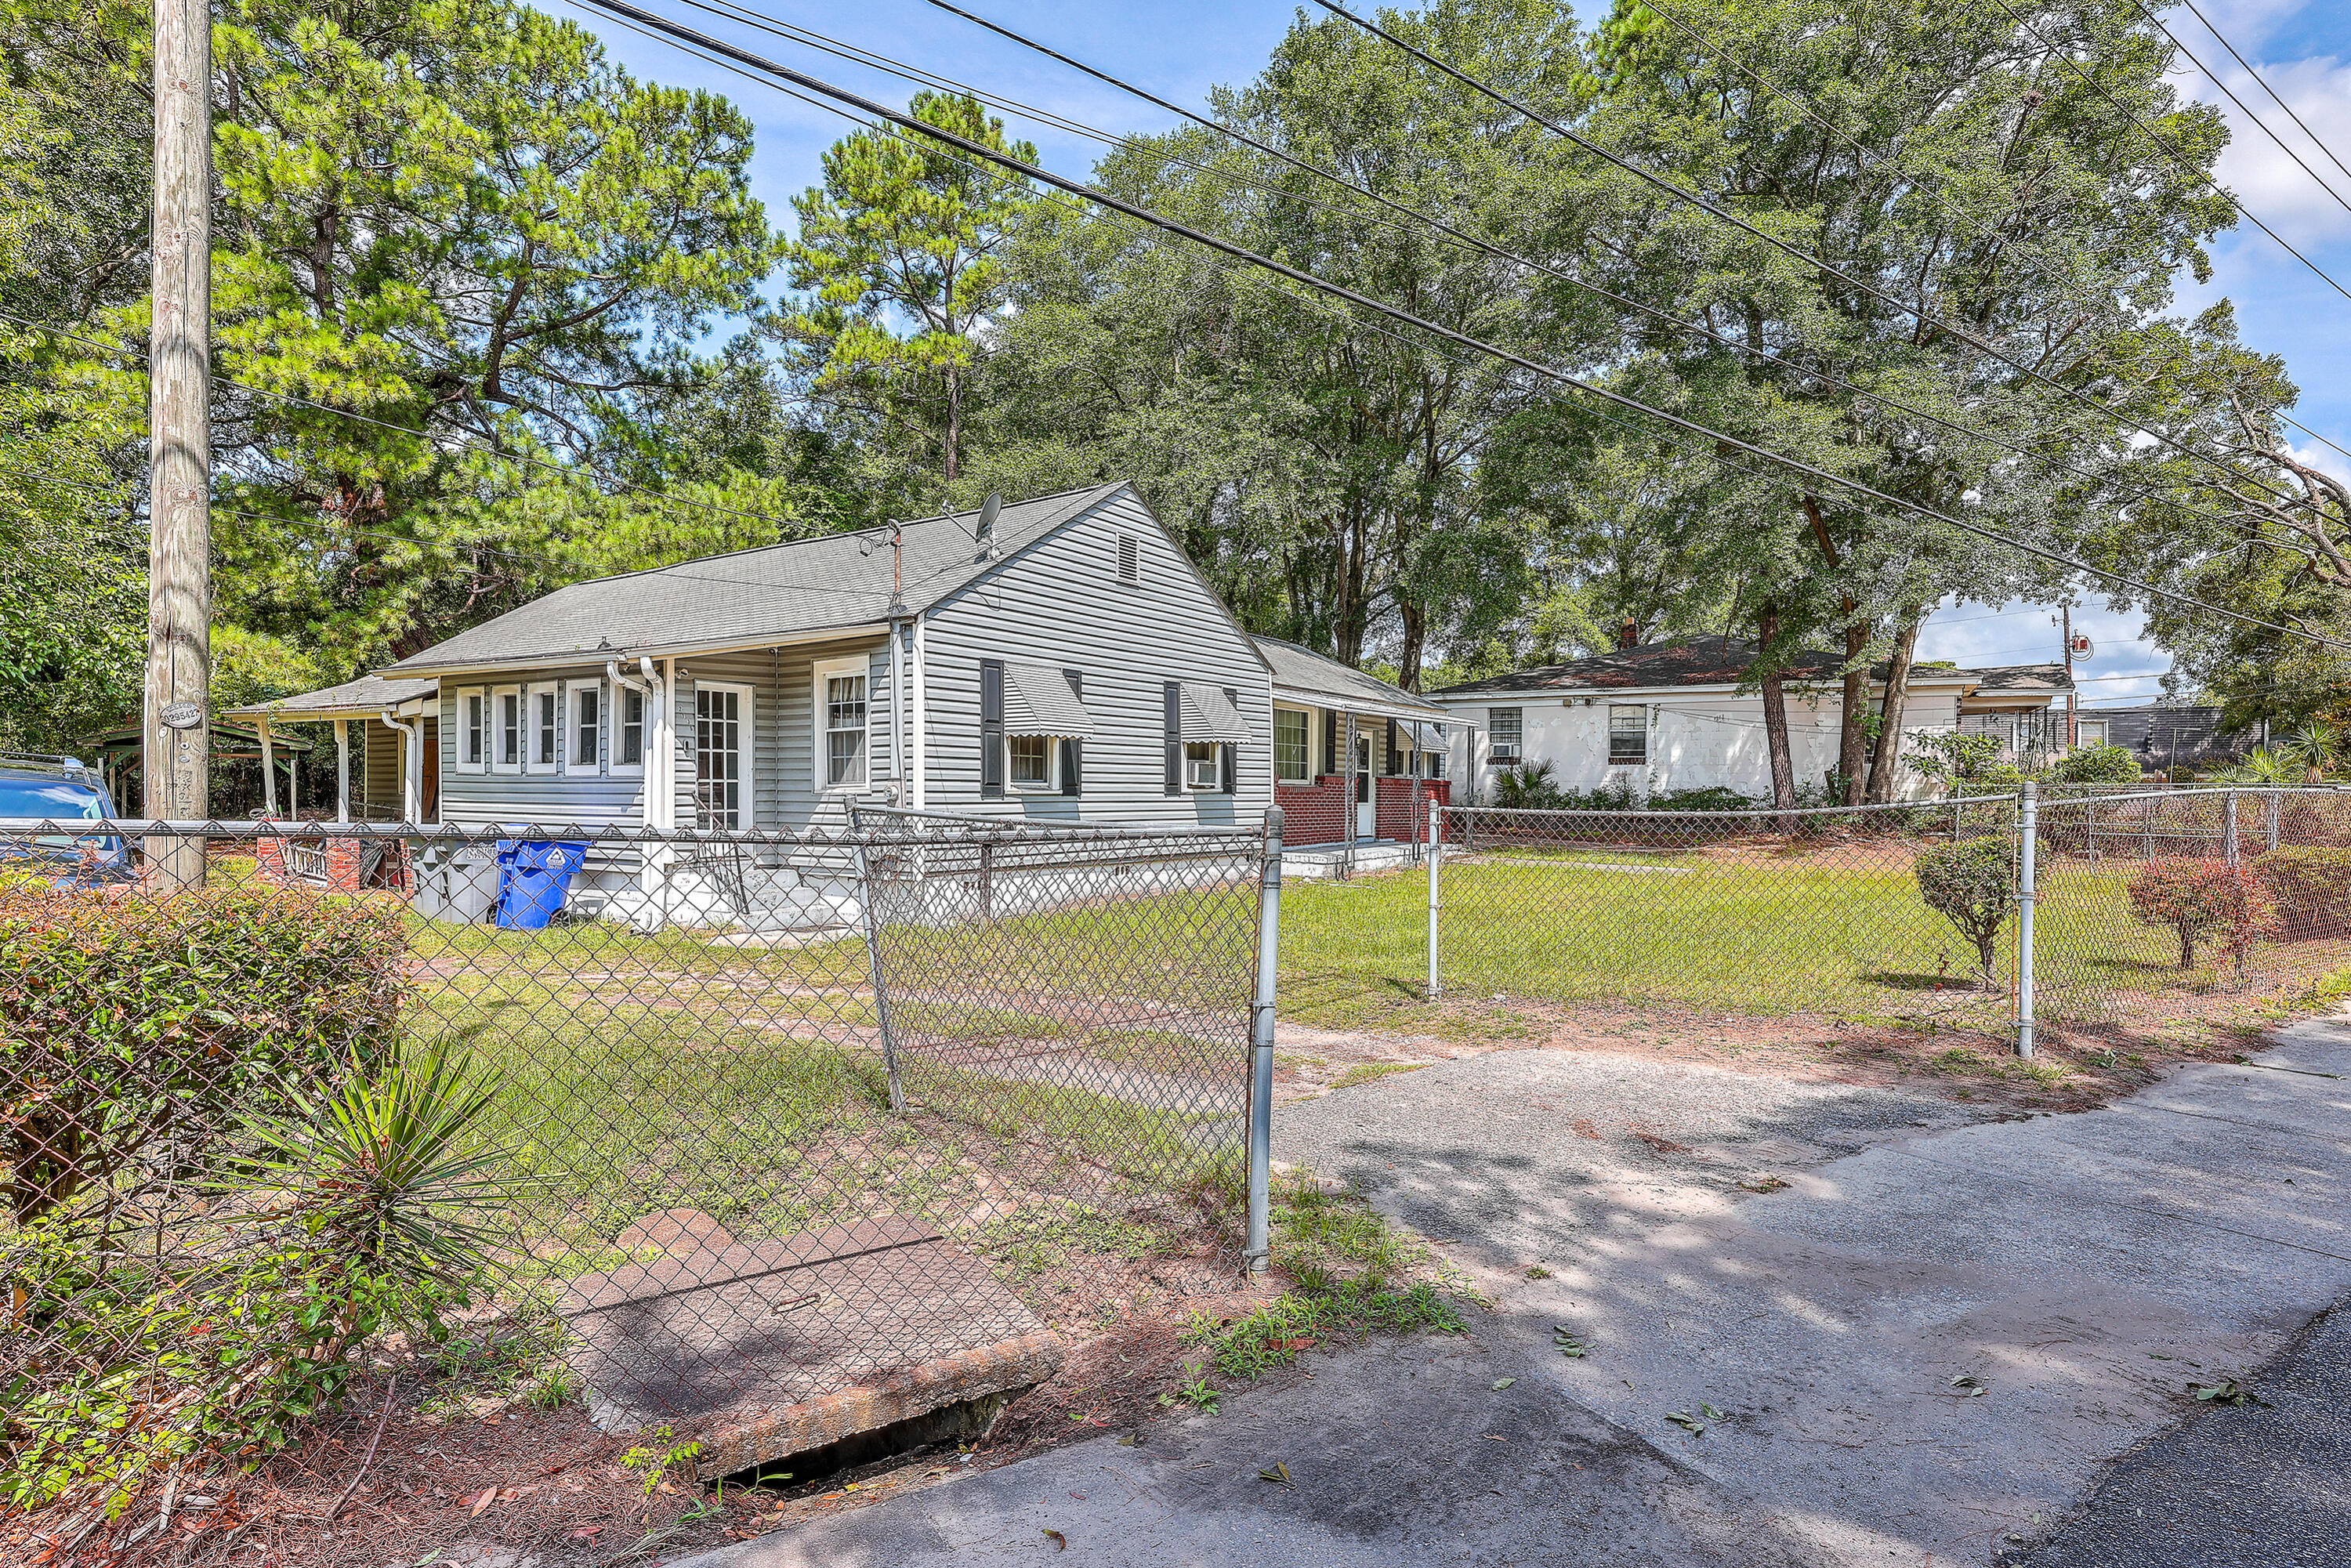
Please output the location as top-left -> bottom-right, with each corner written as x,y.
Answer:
576,0 -> 2351,656
881,0 -> 2336,575
1306,0 -> 2351,517
2168,0 -> 2351,191
2125,0 -> 2351,220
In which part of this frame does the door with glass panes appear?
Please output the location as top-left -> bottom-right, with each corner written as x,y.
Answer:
694,685 -> 751,828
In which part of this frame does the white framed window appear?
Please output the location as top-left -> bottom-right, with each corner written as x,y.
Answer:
2077,719 -> 2109,749
1273,708 -> 1310,783
1427,723 -> 1448,779
1007,733 -> 1052,787
491,685 -> 523,773
1608,704 -> 1646,766
815,656 -> 868,790
456,687 -> 487,773
1184,741 -> 1219,791
527,683 -> 562,773
694,681 -> 755,828
1489,707 -> 1522,762
613,685 -> 646,776
571,682 -> 604,773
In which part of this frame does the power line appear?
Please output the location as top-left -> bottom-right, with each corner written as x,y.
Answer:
581,0 -> 2351,660
1980,0 -> 2351,313
889,0 -> 2334,579
2128,0 -> 2351,219
1310,0 -> 2349,516
2171,0 -> 2351,190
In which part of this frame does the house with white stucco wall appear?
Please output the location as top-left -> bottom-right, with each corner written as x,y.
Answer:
1428,636 -> 2070,803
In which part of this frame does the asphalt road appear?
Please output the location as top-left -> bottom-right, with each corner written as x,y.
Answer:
2005,1295 -> 2351,1568
674,1012 -> 2351,1568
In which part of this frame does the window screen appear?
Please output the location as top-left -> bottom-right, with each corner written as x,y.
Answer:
618,688 -> 644,767
1608,704 -> 1646,765
574,686 -> 600,768
826,672 -> 868,787
1008,733 -> 1049,784
1273,709 -> 1310,782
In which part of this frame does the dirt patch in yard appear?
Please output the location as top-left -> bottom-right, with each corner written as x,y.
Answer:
1273,983 -> 2346,1117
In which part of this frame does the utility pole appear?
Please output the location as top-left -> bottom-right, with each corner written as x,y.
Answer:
2061,607 -> 2076,752
144,0 -> 212,883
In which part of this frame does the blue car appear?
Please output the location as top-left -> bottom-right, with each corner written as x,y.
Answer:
0,755 -> 136,885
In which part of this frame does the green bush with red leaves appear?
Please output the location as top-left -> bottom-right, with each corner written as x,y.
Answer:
0,880 -> 408,1225
2125,857 -> 2279,975
2251,846 -> 2351,937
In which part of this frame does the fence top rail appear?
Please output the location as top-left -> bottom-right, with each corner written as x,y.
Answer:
1452,792 -> 2020,823
0,816 -> 1078,847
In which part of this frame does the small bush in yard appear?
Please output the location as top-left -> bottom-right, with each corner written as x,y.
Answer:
2128,857 -> 2279,975
0,880 -> 407,1223
2,1037 -> 513,1511
1912,838 -> 2017,987
2046,744 -> 2143,784
2252,846 -> 2351,936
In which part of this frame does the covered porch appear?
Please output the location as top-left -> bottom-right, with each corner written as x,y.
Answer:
223,674 -> 441,824
1252,637 -> 1463,856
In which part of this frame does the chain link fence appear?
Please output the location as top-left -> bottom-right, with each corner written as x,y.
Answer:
0,811 -> 1273,1516
1411,787 -> 2351,1041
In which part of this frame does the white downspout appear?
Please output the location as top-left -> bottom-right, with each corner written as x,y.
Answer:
607,659 -> 659,831
379,708 -> 422,824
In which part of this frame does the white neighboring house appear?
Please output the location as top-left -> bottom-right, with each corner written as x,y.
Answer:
1429,636 -> 2072,802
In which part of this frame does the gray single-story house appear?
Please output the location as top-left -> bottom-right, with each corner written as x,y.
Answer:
364,483 -> 1272,914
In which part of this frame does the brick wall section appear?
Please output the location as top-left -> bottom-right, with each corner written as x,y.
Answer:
1273,775 -> 1350,846
1375,777 -> 1450,843
255,827 -> 414,894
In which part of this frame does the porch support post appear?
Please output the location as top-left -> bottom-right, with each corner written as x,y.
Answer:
402,713 -> 422,823
258,719 -> 277,817
334,718 -> 350,822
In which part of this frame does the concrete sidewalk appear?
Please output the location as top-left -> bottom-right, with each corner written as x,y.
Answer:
675,1012 -> 2351,1567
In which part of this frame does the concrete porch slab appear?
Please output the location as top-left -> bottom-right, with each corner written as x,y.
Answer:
555,1215 -> 1063,1480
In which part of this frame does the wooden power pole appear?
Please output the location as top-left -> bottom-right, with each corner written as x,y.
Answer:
144,0 -> 211,881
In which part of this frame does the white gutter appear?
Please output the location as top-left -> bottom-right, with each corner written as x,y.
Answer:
889,617 -> 908,802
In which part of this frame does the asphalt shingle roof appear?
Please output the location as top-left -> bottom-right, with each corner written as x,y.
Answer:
1428,636 -> 2067,697
221,675 -> 438,719
1254,637 -> 1447,719
382,483 -> 1129,675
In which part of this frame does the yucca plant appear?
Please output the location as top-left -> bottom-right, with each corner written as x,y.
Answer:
2284,723 -> 2344,782
231,1037 -> 515,1333
2223,748 -> 2298,784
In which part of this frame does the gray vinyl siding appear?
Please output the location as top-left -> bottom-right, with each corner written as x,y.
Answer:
920,488 -> 1273,826
433,638 -> 893,837
435,662 -> 652,833
359,719 -> 400,816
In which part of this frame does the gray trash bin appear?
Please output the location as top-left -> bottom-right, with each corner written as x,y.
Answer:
415,842 -> 500,924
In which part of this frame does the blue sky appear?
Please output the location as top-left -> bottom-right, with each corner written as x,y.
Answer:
571,0 -> 2351,703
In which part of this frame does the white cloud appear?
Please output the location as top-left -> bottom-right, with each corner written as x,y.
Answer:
1915,598 -> 2172,704
2161,19 -> 2351,243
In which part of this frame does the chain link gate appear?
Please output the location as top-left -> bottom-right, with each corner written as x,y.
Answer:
0,810 -> 1277,1514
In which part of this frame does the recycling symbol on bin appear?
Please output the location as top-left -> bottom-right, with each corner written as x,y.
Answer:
549,849 -> 571,869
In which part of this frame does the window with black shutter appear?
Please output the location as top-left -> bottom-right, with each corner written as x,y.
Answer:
1162,681 -> 1181,795
1222,686 -> 1239,794
1062,670 -> 1083,795
1322,710 -> 1337,780
1386,719 -> 1399,777
980,659 -> 1005,798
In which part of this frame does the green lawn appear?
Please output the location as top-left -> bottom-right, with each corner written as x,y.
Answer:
1278,848 -> 2246,1031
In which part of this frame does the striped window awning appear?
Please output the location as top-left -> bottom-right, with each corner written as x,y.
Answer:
1179,683 -> 1248,742
1003,664 -> 1094,738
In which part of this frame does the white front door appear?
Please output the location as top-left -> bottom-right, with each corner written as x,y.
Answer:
1355,732 -> 1375,839
694,684 -> 751,828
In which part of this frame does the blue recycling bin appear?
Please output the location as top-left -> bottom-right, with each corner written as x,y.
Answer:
494,838 -> 590,929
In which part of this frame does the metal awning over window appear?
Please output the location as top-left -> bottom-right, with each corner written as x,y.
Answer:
1003,663 -> 1094,738
1179,683 -> 1248,742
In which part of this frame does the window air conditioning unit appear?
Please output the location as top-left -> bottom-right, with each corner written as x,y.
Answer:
1491,743 -> 1520,762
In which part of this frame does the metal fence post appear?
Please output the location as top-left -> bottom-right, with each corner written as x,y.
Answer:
1426,796 -> 1442,1000
1245,805 -> 1284,1279
2266,788 -> 2281,853
2222,788 -> 2240,867
846,815 -> 906,1114
2016,780 -> 2038,1059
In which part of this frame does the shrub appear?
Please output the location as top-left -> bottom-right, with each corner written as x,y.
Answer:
2046,744 -> 2143,784
2251,846 -> 2351,937
2127,857 -> 2279,973
0,881 -> 408,1223
1,1038 -> 510,1510
1648,786 -> 1761,813
1914,837 -> 2018,987
1493,760 -> 1562,809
